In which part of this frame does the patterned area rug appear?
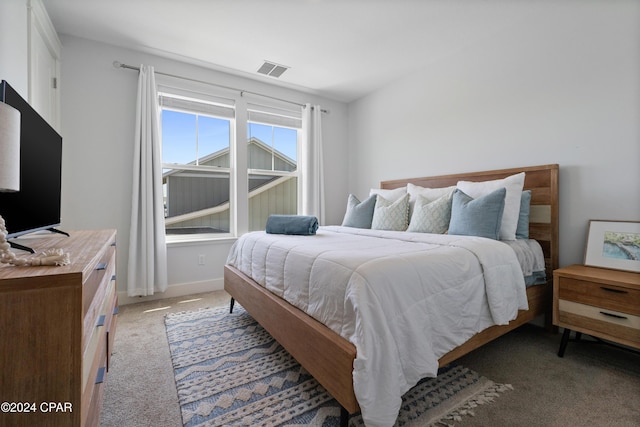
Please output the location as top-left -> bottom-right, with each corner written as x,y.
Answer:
165,305 -> 512,427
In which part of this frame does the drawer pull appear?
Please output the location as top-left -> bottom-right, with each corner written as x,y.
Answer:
95,367 -> 106,385
113,306 -> 119,316
111,241 -> 116,247
96,314 -> 106,327
599,311 -> 627,320
96,262 -> 107,271
600,287 -> 628,294
111,274 -> 117,281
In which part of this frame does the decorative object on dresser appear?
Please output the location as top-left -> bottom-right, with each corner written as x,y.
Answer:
553,264 -> 640,357
0,216 -> 70,266
584,220 -> 640,273
0,229 -> 118,427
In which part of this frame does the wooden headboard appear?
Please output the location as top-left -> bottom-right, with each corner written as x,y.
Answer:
381,164 -> 559,279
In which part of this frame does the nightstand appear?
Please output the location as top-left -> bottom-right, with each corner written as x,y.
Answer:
553,264 -> 640,357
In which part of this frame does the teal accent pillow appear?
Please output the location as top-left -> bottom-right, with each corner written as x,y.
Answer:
449,188 -> 506,240
516,190 -> 531,239
342,194 -> 376,228
456,172 -> 525,240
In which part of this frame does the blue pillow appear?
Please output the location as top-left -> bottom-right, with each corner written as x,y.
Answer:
342,194 -> 376,228
516,190 -> 531,239
449,188 -> 506,240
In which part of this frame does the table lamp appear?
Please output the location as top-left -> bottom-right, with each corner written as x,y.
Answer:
0,100 -> 20,192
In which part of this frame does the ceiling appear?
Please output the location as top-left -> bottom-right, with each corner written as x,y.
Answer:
41,0 -> 537,103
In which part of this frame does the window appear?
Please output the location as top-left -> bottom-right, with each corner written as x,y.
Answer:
159,85 -> 302,238
247,104 -> 302,231
160,92 -> 234,236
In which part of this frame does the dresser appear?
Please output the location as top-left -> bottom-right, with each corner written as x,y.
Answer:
553,264 -> 640,356
0,229 -> 117,426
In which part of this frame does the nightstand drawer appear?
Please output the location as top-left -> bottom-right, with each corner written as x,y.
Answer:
557,277 -> 640,316
558,300 -> 640,344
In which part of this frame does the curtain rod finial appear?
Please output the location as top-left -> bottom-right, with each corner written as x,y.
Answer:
113,61 -> 122,68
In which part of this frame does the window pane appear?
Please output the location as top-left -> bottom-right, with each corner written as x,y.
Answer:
247,123 -> 297,172
162,110 -> 230,168
248,175 -> 298,232
247,122 -> 299,231
164,168 -> 231,234
273,127 -> 297,167
198,115 -> 230,167
162,110 -> 196,165
248,123 -> 271,170
161,104 -> 233,236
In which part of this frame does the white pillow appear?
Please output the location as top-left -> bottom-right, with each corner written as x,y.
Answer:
456,172 -> 525,241
407,183 -> 456,215
371,193 -> 409,231
369,186 -> 407,202
407,183 -> 456,202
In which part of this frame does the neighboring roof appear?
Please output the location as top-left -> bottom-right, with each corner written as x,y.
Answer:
162,136 -> 296,179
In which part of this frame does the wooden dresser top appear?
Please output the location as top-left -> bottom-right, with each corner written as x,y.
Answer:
0,229 -> 116,281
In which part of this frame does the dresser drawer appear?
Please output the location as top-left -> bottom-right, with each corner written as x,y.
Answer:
82,276 -> 116,395
82,344 -> 107,427
83,246 -> 116,353
83,242 -> 116,314
557,277 -> 640,316
106,289 -> 118,372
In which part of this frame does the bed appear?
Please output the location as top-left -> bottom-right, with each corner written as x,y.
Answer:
224,164 -> 559,426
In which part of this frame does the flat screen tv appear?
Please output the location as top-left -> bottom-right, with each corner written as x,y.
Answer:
0,80 -> 64,244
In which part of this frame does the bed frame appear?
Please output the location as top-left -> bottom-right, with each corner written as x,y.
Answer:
224,164 -> 559,423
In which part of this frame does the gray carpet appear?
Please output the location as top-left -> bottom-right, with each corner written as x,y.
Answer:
100,290 -> 640,426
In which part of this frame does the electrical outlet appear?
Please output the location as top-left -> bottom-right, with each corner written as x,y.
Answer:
198,254 -> 205,265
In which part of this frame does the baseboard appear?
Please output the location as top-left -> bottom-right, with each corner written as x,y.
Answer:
118,278 -> 224,305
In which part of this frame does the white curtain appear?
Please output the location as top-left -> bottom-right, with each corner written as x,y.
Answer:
301,104 -> 325,224
127,65 -> 168,296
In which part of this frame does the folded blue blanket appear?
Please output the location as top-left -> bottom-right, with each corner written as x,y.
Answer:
265,215 -> 319,235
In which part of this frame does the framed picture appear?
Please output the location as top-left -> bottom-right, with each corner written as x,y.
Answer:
584,220 -> 640,273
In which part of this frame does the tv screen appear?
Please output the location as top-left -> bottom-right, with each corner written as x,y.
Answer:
0,80 -> 63,239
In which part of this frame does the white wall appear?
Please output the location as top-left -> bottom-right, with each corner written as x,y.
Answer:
347,1 -> 640,267
57,35 -> 348,303
8,1 -> 638,303
0,0 -> 29,96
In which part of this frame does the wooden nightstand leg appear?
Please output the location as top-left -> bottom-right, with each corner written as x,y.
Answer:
558,328 -> 571,357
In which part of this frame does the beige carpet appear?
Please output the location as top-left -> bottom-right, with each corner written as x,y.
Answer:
100,290 -> 640,426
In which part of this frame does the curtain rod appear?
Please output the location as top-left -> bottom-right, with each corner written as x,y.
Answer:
113,61 -> 328,113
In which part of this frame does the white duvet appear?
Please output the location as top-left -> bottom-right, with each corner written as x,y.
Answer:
226,226 -> 528,427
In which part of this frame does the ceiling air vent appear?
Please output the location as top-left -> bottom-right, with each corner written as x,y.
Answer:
257,61 -> 289,78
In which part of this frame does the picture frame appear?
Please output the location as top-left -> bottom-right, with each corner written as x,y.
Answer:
584,220 -> 640,273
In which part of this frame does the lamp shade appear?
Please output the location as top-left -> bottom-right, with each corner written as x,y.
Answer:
0,101 -> 20,192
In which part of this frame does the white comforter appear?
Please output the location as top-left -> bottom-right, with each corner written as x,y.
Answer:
226,226 -> 528,427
